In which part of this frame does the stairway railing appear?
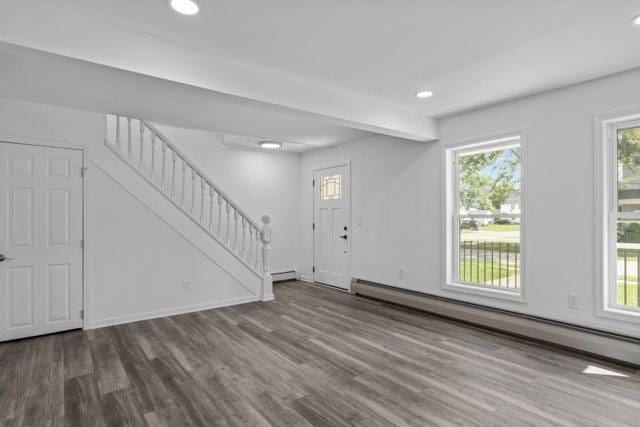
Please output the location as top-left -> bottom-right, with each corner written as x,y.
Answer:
104,115 -> 273,298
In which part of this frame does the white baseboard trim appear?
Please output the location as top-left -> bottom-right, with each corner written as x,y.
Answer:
352,279 -> 640,366
86,295 -> 260,329
298,275 -> 314,284
262,294 -> 275,302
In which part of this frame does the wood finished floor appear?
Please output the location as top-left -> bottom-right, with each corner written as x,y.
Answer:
1,281 -> 640,426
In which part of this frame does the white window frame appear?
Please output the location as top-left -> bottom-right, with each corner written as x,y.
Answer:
443,131 -> 527,303
596,113 -> 640,322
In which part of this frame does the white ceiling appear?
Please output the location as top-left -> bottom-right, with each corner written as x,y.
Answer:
1,0 -> 640,149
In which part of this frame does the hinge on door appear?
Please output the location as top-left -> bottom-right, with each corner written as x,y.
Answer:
80,167 -> 87,178
312,179 -> 315,187
312,223 -> 315,230
312,266 -> 315,273
80,239 -> 85,249
80,309 -> 84,320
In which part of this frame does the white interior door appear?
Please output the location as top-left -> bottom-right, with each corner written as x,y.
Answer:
0,142 -> 84,341
313,164 -> 350,289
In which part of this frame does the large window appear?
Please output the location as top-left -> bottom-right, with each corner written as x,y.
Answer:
445,135 -> 524,300
607,120 -> 640,315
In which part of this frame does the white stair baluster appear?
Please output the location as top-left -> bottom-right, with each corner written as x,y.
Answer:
260,215 -> 273,275
217,194 -> 223,237
248,226 -> 254,263
115,115 -> 121,151
233,209 -> 239,252
241,218 -> 247,258
139,121 -> 145,167
191,170 -> 196,215
161,142 -> 167,190
200,179 -> 205,223
225,202 -> 231,246
181,160 -> 187,206
150,133 -> 156,178
209,187 -> 215,231
127,117 -> 132,159
260,215 -> 274,299
257,242 -> 263,271
254,230 -> 260,269
170,150 -> 177,198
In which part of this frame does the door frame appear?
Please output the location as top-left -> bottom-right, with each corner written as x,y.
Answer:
312,160 -> 352,290
0,136 -> 90,331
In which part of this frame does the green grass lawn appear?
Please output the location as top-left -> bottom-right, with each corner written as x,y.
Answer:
478,224 -> 520,232
459,241 -> 520,252
460,260 -> 518,286
617,281 -> 639,308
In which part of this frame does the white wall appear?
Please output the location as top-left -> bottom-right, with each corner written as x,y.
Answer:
155,125 -> 300,274
0,99 -> 278,327
298,136 -> 437,285
3,66 -> 640,338
298,68 -> 640,339
90,166 -> 255,326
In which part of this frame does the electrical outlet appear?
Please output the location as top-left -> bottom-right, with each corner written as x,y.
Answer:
398,268 -> 405,279
568,294 -> 580,310
182,281 -> 191,292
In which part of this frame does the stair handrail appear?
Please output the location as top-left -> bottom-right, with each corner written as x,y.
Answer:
142,121 -> 263,232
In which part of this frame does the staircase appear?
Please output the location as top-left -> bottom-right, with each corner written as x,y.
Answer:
104,114 -> 274,301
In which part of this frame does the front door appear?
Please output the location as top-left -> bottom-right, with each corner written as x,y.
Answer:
313,164 -> 350,289
0,142 -> 84,341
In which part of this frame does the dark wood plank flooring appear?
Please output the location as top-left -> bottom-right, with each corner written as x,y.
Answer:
1,281 -> 640,426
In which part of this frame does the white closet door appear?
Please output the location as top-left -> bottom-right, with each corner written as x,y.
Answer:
0,142 -> 83,341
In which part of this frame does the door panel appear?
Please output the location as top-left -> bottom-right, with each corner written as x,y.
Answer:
313,165 -> 350,289
48,188 -> 71,246
47,158 -> 70,178
48,263 -> 70,322
8,266 -> 33,328
8,155 -> 33,176
0,142 -> 83,341
332,207 -> 346,275
9,187 -> 33,247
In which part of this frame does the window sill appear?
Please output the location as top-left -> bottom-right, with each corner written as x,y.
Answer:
443,281 -> 526,304
596,305 -> 640,325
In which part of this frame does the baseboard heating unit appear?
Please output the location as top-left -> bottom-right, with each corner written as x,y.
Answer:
351,278 -> 640,367
272,270 -> 297,282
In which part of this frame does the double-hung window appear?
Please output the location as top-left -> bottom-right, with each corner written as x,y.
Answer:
603,118 -> 640,316
445,134 -> 525,301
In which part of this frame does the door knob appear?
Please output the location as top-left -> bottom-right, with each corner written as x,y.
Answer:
339,234 -> 348,240
0,254 -> 14,262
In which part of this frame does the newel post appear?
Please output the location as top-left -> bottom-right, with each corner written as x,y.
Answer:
260,215 -> 275,301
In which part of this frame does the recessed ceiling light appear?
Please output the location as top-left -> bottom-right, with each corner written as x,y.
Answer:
416,90 -> 434,99
259,141 -> 282,149
168,0 -> 199,15
632,15 -> 640,25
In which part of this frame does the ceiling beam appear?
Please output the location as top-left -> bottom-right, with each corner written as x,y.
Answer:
0,42 -> 374,148
0,1 -> 438,142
